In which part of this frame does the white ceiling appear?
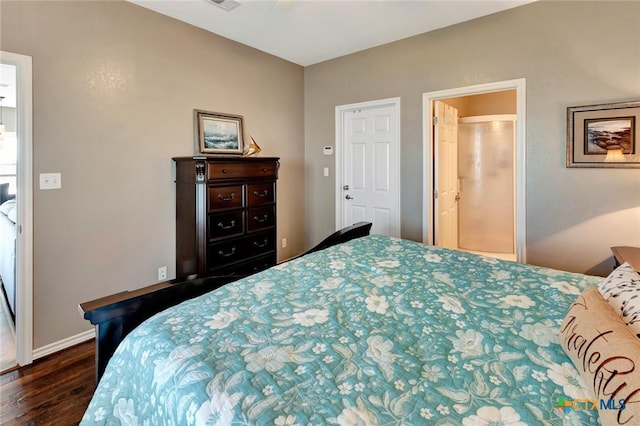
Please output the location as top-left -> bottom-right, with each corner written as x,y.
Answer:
128,0 -> 536,66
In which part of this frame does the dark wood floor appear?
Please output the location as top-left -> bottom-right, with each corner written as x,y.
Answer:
0,340 -> 95,425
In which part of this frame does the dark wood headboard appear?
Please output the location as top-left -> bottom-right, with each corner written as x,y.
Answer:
79,221 -> 373,383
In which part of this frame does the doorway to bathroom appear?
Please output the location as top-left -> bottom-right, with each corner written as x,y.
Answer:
422,79 -> 526,262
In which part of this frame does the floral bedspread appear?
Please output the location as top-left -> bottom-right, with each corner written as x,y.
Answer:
82,235 -> 601,425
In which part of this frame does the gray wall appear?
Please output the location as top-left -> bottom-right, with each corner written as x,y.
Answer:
305,0 -> 640,276
1,1 -> 305,349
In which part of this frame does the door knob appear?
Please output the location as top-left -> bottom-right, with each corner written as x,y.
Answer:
345,195 -> 354,200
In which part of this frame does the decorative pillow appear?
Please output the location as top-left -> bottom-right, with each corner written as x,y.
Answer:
599,262 -> 640,339
6,205 -> 16,224
0,199 -> 15,215
559,286 -> 640,425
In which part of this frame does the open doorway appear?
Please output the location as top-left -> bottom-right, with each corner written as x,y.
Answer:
422,79 -> 526,262
0,62 -> 18,371
0,51 -> 33,373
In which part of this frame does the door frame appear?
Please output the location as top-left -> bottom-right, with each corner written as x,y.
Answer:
422,79 -> 526,262
0,51 -> 34,367
335,97 -> 401,235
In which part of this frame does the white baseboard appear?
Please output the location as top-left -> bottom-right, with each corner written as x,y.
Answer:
32,329 -> 95,360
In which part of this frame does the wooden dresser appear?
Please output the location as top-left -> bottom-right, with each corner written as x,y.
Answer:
174,156 -> 279,280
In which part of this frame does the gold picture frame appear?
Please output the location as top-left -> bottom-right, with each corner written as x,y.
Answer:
195,109 -> 244,155
567,100 -> 640,168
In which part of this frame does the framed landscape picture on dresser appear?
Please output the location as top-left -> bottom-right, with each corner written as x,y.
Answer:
194,109 -> 244,155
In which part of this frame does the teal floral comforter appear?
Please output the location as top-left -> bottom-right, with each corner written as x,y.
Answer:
82,235 -> 602,425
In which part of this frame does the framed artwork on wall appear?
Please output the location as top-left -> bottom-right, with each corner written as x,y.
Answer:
567,100 -> 640,168
195,109 -> 244,155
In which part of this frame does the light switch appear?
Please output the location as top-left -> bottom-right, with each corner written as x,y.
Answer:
323,167 -> 329,177
40,173 -> 62,190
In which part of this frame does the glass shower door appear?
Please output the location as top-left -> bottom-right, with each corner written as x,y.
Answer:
457,115 -> 515,255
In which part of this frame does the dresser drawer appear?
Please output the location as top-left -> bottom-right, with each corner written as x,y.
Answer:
209,186 -> 244,211
208,239 -> 248,266
208,211 -> 244,240
216,254 -> 276,276
248,206 -> 275,232
247,183 -> 275,207
207,232 -> 274,270
207,161 -> 278,180
246,232 -> 275,257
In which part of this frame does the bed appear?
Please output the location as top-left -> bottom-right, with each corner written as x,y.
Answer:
0,193 -> 16,318
79,224 -> 626,425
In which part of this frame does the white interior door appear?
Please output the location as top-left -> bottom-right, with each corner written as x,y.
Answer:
336,99 -> 400,237
434,100 -> 459,249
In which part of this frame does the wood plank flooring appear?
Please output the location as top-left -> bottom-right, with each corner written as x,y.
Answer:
0,340 -> 95,425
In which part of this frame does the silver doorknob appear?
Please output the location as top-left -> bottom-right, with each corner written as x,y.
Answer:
345,195 -> 354,200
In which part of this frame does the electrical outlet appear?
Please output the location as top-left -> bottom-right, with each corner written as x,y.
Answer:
158,266 -> 167,281
282,238 -> 287,248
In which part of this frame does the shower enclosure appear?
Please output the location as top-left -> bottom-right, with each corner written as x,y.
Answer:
457,115 -> 516,259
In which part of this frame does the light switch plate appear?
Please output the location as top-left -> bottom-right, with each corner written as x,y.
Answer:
40,173 -> 62,190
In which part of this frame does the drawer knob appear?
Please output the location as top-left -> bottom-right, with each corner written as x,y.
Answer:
217,220 -> 236,230
253,214 -> 269,223
218,193 -> 235,202
218,247 -> 237,257
262,167 -> 269,173
253,190 -> 269,198
222,169 -> 229,174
